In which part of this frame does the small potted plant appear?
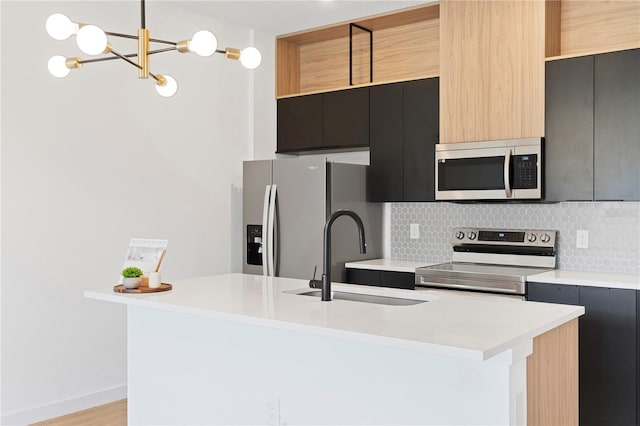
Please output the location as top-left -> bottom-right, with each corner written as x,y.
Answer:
122,266 -> 144,289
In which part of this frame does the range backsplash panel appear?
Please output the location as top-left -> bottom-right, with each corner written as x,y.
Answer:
390,202 -> 640,274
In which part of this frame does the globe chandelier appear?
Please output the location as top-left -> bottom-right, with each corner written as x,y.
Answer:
46,0 -> 262,97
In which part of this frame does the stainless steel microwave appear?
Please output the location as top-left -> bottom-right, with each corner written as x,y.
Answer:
435,138 -> 543,201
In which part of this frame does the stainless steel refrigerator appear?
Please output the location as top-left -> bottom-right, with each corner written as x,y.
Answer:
243,157 -> 382,282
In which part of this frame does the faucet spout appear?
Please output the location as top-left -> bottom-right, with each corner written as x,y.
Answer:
322,209 -> 367,301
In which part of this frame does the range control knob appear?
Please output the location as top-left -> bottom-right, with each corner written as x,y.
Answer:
527,233 -> 537,242
540,233 -> 551,243
455,231 -> 465,240
467,232 -> 477,240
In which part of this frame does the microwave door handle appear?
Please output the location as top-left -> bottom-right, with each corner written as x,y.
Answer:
504,148 -> 513,198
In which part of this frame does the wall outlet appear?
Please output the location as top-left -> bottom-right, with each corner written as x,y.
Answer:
576,230 -> 589,249
410,223 -> 420,240
266,396 -> 280,426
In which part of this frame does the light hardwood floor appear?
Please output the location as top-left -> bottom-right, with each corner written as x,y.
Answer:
31,399 -> 126,426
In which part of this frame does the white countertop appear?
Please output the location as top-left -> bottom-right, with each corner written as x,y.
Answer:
528,270 -> 640,291
347,259 -> 640,291
85,273 -> 583,361
345,258 -> 442,273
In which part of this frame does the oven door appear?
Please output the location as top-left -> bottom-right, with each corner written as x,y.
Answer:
435,140 -> 542,200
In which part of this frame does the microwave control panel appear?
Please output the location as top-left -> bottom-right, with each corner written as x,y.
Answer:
512,154 -> 537,189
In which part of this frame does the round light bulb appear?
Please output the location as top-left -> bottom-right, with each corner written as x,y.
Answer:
48,55 -> 71,78
155,75 -> 178,98
46,13 -> 77,40
188,30 -> 218,57
239,47 -> 262,69
76,25 -> 108,55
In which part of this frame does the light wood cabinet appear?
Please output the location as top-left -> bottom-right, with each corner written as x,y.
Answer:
439,0 -> 545,144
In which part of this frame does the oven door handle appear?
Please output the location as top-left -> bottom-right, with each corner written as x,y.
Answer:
504,148 -> 512,198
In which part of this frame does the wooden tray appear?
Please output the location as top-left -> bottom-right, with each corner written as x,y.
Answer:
113,283 -> 172,293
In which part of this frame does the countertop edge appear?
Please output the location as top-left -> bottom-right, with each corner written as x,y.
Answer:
85,286 -> 584,362
527,270 -> 640,291
481,307 -> 584,360
85,289 -> 485,360
345,261 -> 640,290
345,258 -> 443,273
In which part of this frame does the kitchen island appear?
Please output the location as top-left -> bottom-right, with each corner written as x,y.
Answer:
85,273 -> 583,425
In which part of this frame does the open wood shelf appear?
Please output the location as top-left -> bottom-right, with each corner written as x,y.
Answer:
545,0 -> 640,59
276,3 -> 440,98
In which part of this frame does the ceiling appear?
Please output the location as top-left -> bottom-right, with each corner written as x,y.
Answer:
172,1 -> 430,35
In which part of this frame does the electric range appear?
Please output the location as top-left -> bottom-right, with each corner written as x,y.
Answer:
415,228 -> 558,299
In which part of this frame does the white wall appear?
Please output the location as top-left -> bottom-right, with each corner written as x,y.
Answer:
251,29 -> 277,161
1,1 -> 272,422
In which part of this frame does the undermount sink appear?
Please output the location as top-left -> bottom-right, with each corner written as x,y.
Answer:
294,290 -> 427,306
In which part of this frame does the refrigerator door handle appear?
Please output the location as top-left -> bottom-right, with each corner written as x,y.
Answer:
267,184 -> 278,277
261,185 -> 271,276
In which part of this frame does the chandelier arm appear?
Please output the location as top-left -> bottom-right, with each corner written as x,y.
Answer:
104,31 -> 177,46
110,49 -> 144,71
148,47 -> 177,54
105,31 -> 138,40
78,47 -> 177,65
148,37 -> 177,46
79,56 -> 124,65
110,49 -> 162,83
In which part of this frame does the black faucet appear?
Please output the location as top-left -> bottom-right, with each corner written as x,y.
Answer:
316,209 -> 367,301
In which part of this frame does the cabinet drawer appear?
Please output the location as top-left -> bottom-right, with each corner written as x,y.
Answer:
527,282 -> 579,305
346,269 -> 415,290
346,268 -> 380,286
380,271 -> 415,290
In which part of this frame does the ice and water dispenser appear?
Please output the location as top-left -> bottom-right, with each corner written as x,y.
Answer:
246,225 -> 263,266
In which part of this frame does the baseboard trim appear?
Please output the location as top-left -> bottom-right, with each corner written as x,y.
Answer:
1,385 -> 127,425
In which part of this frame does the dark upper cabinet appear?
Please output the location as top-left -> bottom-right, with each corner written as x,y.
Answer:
277,93 -> 324,153
545,56 -> 594,202
323,87 -> 369,149
368,77 -> 439,202
369,83 -> 404,201
594,49 -> 640,201
276,88 -> 369,153
527,282 -> 637,426
403,78 -> 439,202
545,48 -> 640,201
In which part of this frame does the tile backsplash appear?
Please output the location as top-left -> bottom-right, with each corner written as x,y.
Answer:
390,202 -> 640,274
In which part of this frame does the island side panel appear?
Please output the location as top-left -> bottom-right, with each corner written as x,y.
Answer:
126,305 -> 528,425
527,318 -> 579,426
